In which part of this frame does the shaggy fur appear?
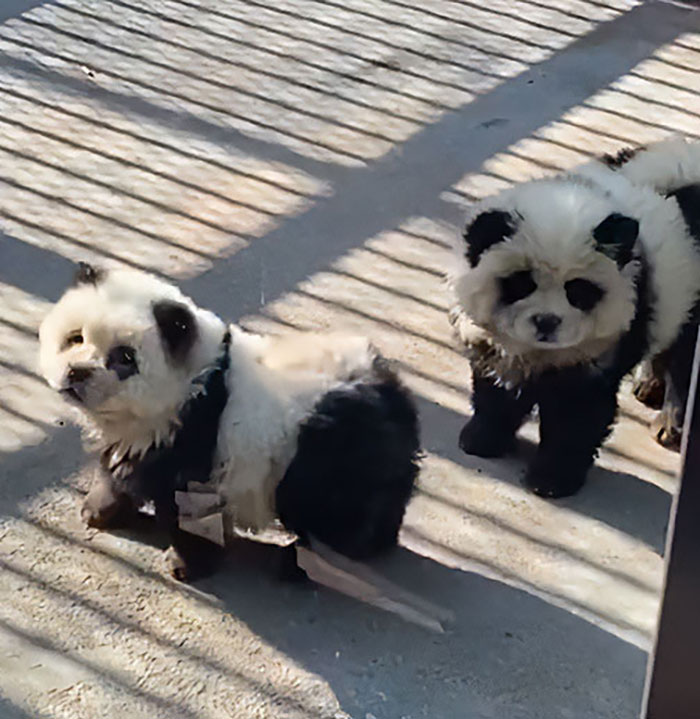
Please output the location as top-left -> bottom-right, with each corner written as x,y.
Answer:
40,266 -> 420,580
450,138 -> 700,497
611,141 -> 700,449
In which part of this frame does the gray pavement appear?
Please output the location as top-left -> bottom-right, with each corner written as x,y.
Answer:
0,0 -> 699,717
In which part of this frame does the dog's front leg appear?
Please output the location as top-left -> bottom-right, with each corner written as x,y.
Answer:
82,467 -> 135,529
525,372 -> 618,498
152,489 -> 224,582
459,369 -> 535,458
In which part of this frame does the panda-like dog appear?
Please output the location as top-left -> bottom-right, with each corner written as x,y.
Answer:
449,137 -> 700,499
39,264 -> 420,580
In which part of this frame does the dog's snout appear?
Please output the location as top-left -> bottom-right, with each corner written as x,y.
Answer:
532,313 -> 562,338
67,366 -> 93,385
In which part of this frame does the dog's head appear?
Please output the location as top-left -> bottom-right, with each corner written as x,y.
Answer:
39,264 -> 226,437
452,178 -> 640,360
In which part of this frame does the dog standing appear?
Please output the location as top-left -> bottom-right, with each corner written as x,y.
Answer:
449,138 -> 700,498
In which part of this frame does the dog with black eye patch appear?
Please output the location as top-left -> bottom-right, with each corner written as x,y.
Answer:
39,264 -> 420,581
449,137 -> 700,499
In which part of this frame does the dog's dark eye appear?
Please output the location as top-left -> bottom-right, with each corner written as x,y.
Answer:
65,332 -> 83,348
565,278 -> 605,312
106,345 -> 139,380
499,270 -> 537,305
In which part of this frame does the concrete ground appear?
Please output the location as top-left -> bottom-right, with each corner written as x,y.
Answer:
0,0 -> 699,716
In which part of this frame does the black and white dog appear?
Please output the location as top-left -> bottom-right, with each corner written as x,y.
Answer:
39,264 -> 420,580
449,138 -> 700,498
609,140 -> 700,451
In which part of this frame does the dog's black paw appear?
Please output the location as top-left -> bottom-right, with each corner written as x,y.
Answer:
165,545 -> 192,582
81,491 -> 136,529
633,376 -> 665,410
165,535 -> 225,582
459,418 -> 515,459
274,544 -> 309,584
524,455 -> 587,498
652,409 -> 683,452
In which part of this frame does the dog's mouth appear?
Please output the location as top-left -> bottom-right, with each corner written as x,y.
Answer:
60,386 -> 84,404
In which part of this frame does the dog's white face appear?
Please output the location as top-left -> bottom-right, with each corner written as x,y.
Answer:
452,179 -> 640,358
39,264 -> 225,440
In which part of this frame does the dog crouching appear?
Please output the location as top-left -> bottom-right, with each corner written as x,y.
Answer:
39,263 -> 420,581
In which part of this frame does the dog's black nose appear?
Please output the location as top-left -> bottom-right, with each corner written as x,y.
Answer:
532,314 -> 562,338
67,366 -> 93,385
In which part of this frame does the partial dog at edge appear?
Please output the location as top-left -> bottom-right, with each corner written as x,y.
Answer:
39,264 -> 420,581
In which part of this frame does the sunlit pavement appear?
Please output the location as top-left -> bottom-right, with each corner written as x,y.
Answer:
0,1 -> 698,717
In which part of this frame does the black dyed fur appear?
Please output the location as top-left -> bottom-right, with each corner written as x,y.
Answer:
461,364 -> 621,498
84,333 -> 231,579
461,259 -> 652,498
607,258 -> 652,376
602,146 -> 643,169
592,213 -> 638,268
525,366 -> 619,497
459,375 -> 535,459
464,210 -> 515,267
153,301 -> 199,364
72,261 -> 105,287
276,363 -> 420,559
670,184 -> 700,246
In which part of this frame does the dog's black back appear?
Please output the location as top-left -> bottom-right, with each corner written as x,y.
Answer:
276,367 -> 420,559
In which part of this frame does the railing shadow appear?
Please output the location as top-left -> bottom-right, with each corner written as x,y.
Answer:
0,501 -> 649,718
414,395 -> 673,554
177,1 -> 696,318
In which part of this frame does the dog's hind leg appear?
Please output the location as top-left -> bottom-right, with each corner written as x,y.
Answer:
652,323 -> 697,452
633,352 -> 668,410
163,532 -> 225,582
276,374 -> 419,560
273,541 -> 309,583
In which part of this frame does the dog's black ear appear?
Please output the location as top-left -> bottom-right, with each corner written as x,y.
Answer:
463,210 -> 516,267
72,262 -> 104,286
153,301 -> 198,363
593,213 -> 638,267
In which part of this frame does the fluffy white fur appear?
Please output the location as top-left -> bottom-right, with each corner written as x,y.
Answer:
450,138 -> 700,374
618,136 -> 700,194
40,270 -> 226,457
39,270 -> 378,533
215,328 -> 377,530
